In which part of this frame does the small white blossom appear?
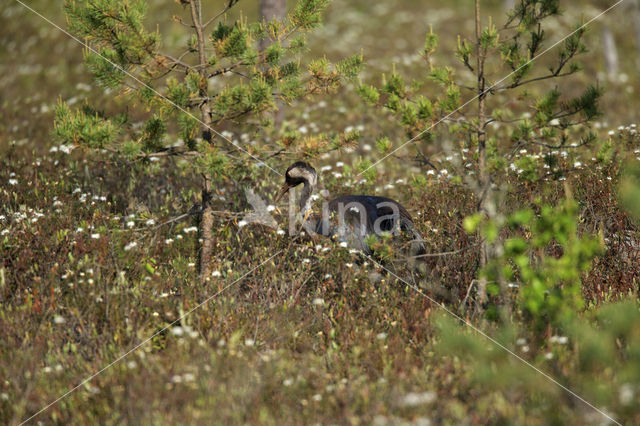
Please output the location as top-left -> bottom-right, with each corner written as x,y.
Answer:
8,179 -> 18,186
399,391 -> 437,407
124,241 -> 138,251
53,315 -> 66,325
238,220 -> 248,228
550,335 -> 568,344
619,384 -> 634,405
90,233 -> 100,239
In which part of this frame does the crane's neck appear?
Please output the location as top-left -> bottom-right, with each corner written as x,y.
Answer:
299,180 -> 314,216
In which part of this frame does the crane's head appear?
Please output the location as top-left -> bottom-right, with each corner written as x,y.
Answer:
275,161 -> 317,202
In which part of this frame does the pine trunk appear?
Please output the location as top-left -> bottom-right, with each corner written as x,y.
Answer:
191,0 -> 215,283
601,25 -> 619,80
259,0 -> 287,127
475,0 -> 489,313
632,0 -> 640,67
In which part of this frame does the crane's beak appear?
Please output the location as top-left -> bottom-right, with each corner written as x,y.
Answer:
275,183 -> 292,203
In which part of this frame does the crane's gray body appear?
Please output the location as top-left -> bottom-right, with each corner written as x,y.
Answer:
279,162 -> 425,259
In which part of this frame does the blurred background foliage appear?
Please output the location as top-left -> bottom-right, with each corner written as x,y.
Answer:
1,0 -> 640,424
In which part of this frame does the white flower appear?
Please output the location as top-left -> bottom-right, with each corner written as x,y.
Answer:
266,205 -> 276,212
91,233 -> 100,239
8,179 -> 18,186
244,338 -> 255,346
376,333 -> 387,340
53,315 -> 66,325
1,229 -> 9,236
187,262 -> 195,268
619,384 -> 634,405
211,270 -> 221,277
339,242 -> 348,248
126,221 -> 135,228
608,130 -> 615,136
124,241 -> 138,251
276,229 -> 285,235
399,391 -> 437,407
59,145 -> 73,154
312,394 -> 322,402
171,327 -> 184,337
145,219 -> 156,226
165,238 -> 174,245
573,161 -> 582,168
283,378 -> 294,387
336,162 -> 344,167
183,226 -> 198,233
550,335 -> 568,344
426,170 -> 435,176
312,298 -> 325,306
238,220 -> 248,228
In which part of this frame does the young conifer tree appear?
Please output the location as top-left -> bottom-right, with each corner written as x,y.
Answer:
359,0 -> 601,312
54,0 -> 362,282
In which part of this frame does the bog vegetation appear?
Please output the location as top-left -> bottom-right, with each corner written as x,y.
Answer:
1,0 -> 639,424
